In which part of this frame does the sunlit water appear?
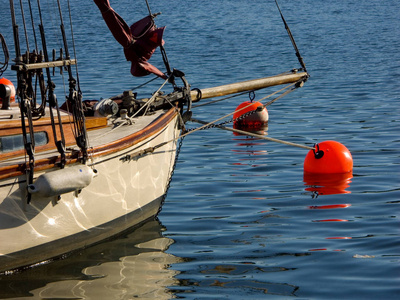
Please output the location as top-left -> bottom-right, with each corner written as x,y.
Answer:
0,0 -> 399,299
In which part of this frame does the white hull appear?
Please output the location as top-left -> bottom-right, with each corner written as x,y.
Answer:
0,109 -> 180,273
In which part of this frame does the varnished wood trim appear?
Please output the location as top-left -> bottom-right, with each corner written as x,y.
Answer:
0,115 -> 72,131
0,116 -> 108,160
85,117 -> 108,130
0,115 -> 107,132
0,108 -> 178,180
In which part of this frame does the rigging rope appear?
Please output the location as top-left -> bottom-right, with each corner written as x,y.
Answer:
67,0 -> 79,81
9,0 -> 21,59
191,118 -> 314,150
35,0 -> 68,166
56,0 -> 88,162
0,34 -> 9,76
21,99 -> 36,204
144,0 -> 153,15
121,77 -> 312,161
10,0 -> 37,202
10,0 -> 88,181
67,0 -> 87,158
27,0 -> 39,51
143,0 -> 173,81
19,0 -> 30,52
275,0 -> 307,73
131,76 -> 158,91
192,81 -> 298,129
91,77 -> 170,143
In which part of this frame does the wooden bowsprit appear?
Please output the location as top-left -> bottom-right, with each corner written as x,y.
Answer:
190,71 -> 308,102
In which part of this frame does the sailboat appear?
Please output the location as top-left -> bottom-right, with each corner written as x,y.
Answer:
0,0 -> 308,273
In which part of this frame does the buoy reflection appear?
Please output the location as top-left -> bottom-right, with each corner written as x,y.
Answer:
230,124 -> 269,168
309,204 -> 351,209
232,123 -> 269,136
305,172 -> 354,250
325,237 -> 352,240
312,219 -> 349,222
304,172 -> 353,198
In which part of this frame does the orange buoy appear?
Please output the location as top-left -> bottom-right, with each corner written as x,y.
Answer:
0,77 -> 16,103
233,101 -> 268,128
304,141 -> 353,174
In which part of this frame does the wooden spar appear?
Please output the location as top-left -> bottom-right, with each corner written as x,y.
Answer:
190,71 -> 308,102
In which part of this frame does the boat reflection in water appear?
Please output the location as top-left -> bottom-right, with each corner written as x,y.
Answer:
303,172 -> 353,198
0,219 -> 182,299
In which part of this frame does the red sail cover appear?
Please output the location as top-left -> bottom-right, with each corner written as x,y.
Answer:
93,0 -> 166,78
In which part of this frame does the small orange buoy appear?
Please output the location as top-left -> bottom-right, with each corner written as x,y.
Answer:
304,141 -> 353,173
0,77 -> 16,103
233,101 -> 268,128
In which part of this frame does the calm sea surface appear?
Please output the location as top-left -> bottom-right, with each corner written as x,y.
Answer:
0,0 -> 399,299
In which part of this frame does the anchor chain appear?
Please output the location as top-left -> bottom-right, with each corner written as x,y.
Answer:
186,107 -> 259,133
187,77 -> 305,133
156,134 -> 186,216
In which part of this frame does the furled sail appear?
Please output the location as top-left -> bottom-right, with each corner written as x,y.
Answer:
93,0 -> 166,78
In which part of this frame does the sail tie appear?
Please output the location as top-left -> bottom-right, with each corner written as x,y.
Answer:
93,0 -> 167,79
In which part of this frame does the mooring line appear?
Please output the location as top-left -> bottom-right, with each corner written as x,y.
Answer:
191,118 -> 314,150
125,110 -> 314,161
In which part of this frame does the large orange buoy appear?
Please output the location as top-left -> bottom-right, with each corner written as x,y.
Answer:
0,77 -> 16,103
304,140 -> 353,173
233,101 -> 268,128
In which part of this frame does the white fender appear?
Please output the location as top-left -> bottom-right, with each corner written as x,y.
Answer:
28,165 -> 97,198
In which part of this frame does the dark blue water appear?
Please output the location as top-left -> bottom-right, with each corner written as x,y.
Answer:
1,0 -> 399,299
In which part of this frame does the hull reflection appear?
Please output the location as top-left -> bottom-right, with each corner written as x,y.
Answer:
0,219 -> 182,299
